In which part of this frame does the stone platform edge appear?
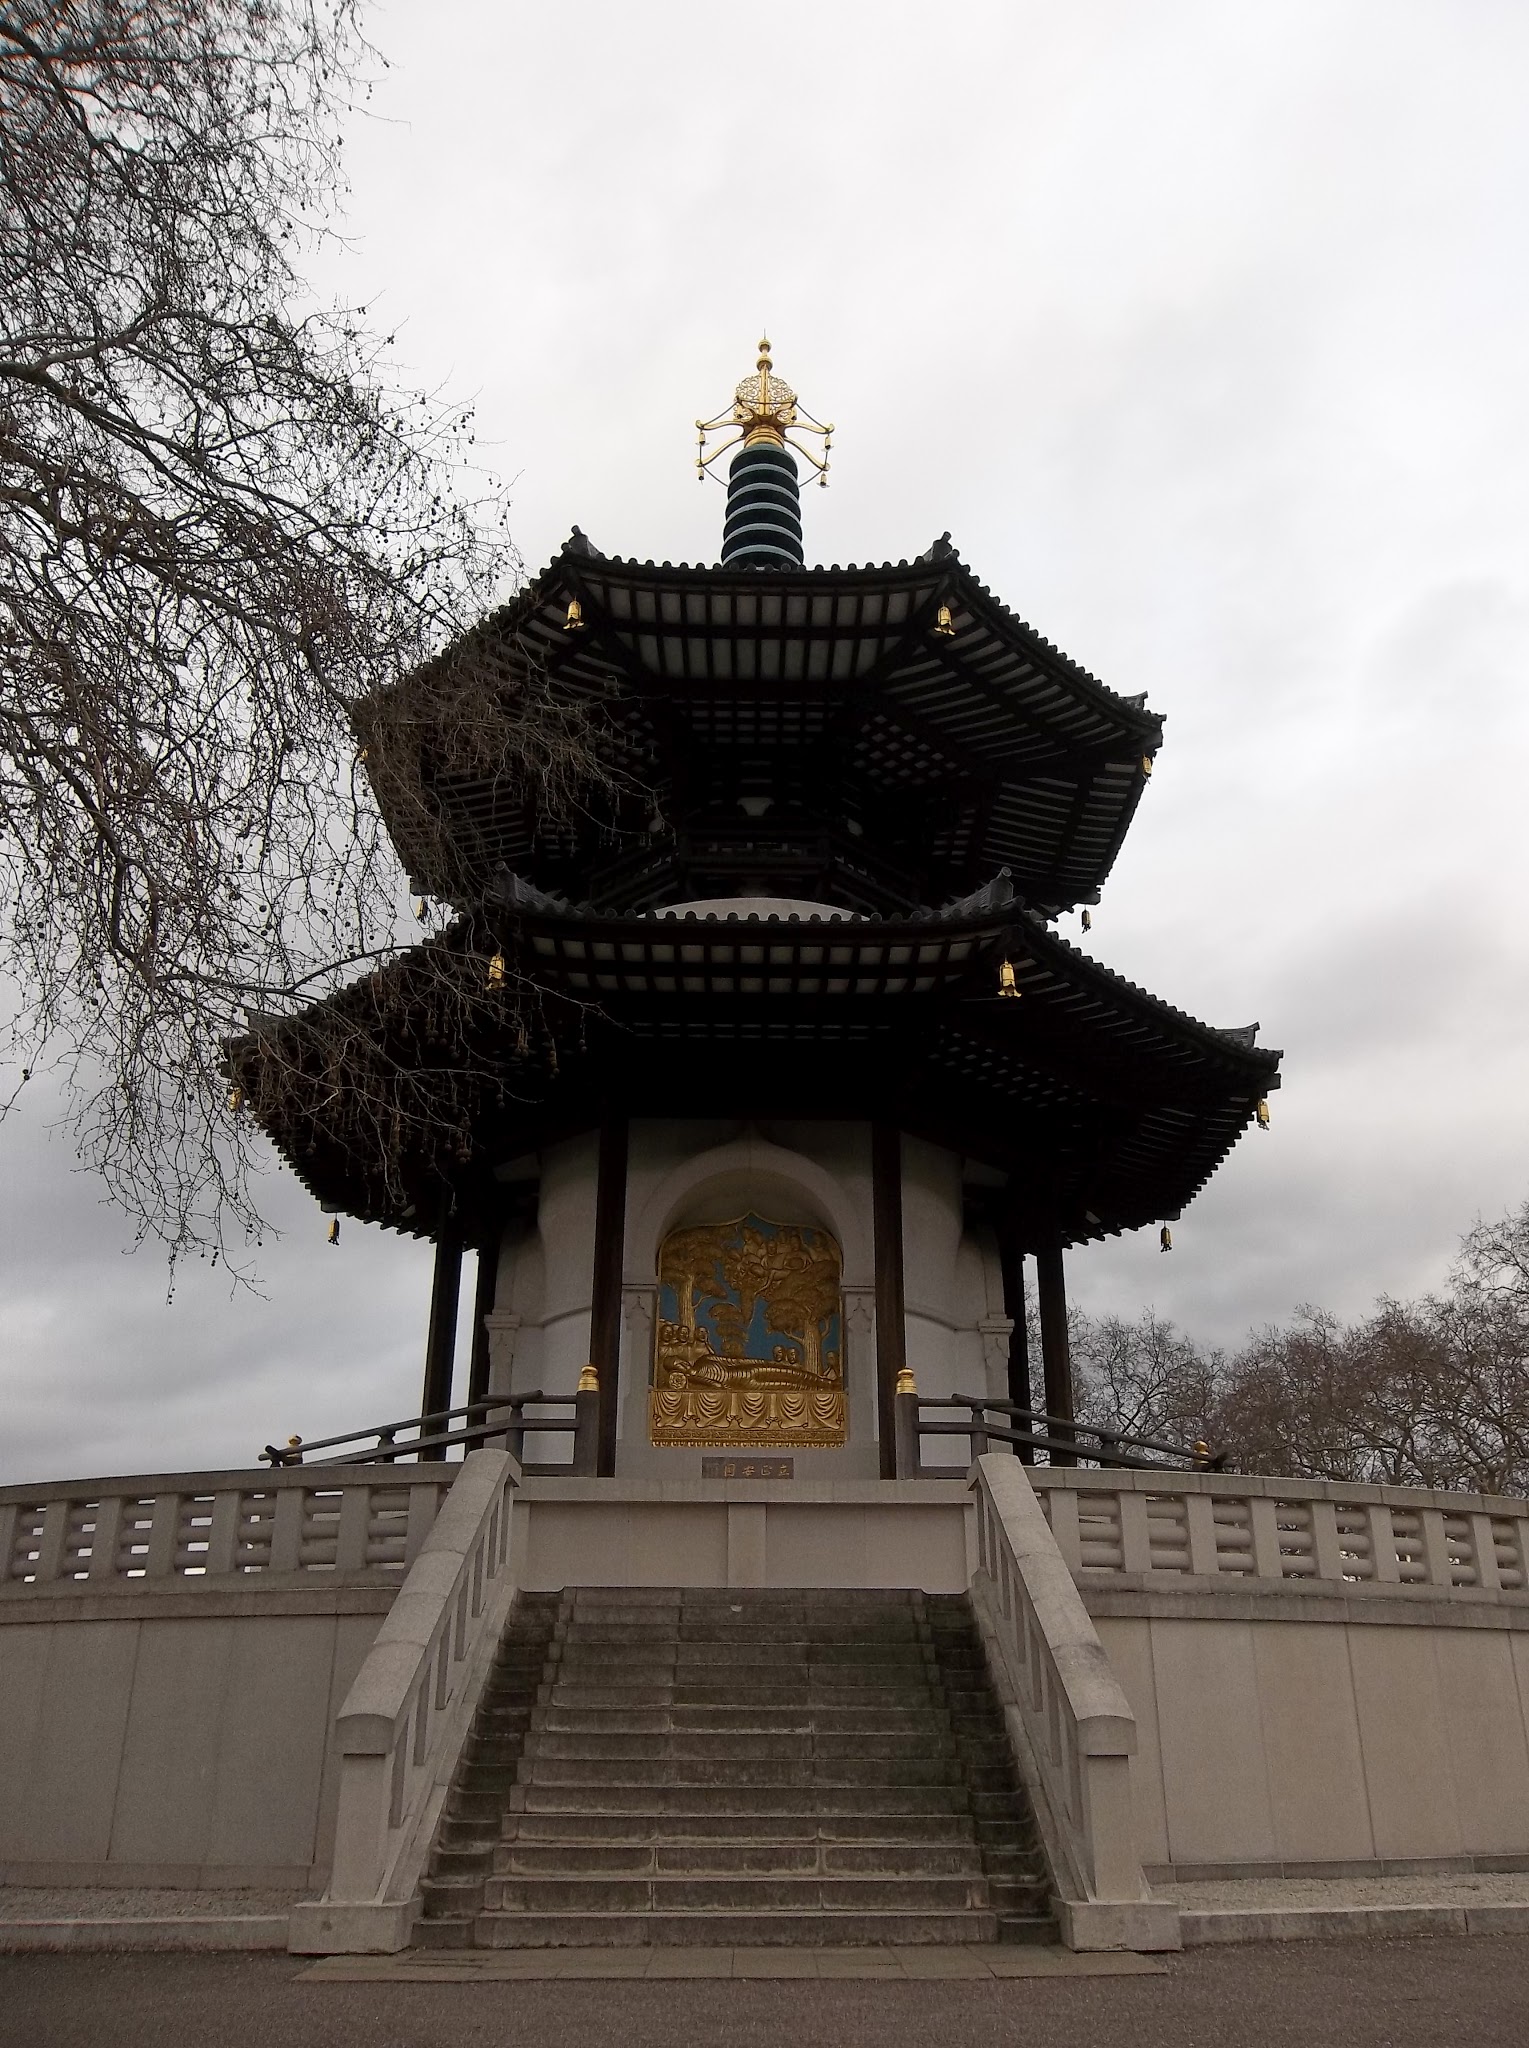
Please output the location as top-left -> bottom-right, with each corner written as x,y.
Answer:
0,1916 -> 289,1952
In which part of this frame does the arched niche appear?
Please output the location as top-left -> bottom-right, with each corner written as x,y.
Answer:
626,1133 -> 872,1292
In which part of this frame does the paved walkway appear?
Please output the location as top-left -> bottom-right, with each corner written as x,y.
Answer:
4,1938 -> 1529,2048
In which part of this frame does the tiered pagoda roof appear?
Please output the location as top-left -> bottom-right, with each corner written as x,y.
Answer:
235,350 -> 1279,1254
367,532 -> 1164,920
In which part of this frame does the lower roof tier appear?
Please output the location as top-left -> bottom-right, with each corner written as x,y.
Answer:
229,891 -> 1280,1251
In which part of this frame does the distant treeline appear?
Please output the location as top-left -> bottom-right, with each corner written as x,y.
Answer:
1059,1198 -> 1529,1494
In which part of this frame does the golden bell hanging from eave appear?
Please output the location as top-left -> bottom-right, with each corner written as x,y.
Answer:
226,1085 -> 243,1113
327,1216 -> 340,1246
1141,754 -> 1154,778
997,958 -> 1020,998
1081,909 -> 1092,932
1159,1224 -> 1173,1252
486,950 -> 506,989
563,597 -> 585,632
1256,1098 -> 1271,1130
933,603 -> 956,639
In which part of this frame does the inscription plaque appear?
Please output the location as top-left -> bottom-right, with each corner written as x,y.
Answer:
701,1456 -> 795,1479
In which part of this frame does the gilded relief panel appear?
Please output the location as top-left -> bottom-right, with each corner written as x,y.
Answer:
649,1213 -> 848,1448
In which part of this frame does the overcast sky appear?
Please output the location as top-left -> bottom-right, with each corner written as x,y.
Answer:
5,0 -> 1529,1484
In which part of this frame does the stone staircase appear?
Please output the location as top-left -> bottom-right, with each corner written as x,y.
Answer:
416,1586 -> 1054,1948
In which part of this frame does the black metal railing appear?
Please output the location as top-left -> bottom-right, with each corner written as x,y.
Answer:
261,1390 -> 599,1475
898,1392 -> 1226,1478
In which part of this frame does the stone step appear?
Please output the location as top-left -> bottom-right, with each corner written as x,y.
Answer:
569,1588 -> 917,1609
546,1683 -> 945,1710
555,1651 -> 935,1679
480,1876 -> 990,1914
493,1841 -> 991,1878
520,1783 -> 972,1816
471,1909 -> 1000,1948
560,1621 -> 925,1645
534,1703 -> 955,1736
517,1757 -> 967,1789
523,1731 -> 961,1763
501,1810 -> 981,1846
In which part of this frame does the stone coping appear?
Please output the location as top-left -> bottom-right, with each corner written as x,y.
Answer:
1028,1469 -> 1529,1517
1081,1581 -> 1529,1626
0,1467 -> 452,1502
0,1577 -> 402,1622
518,1479 -> 973,1506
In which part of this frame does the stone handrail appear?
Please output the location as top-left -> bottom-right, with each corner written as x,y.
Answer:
288,1449 -> 521,1954
1028,1468 -> 1529,1594
969,1453 -> 1179,1951
0,1467 -> 454,1591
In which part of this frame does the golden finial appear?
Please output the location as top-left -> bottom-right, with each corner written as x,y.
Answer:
895,1367 -> 917,1397
696,337 -> 833,486
577,1363 -> 599,1393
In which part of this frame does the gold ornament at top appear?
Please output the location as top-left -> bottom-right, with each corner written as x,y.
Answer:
696,339 -> 834,487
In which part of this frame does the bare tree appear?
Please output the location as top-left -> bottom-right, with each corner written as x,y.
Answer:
1071,1307 -> 1221,1448
0,1 -> 603,1264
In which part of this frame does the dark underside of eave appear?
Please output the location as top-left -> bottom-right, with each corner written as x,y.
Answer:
366,543 -> 1165,919
231,909 -> 1279,1252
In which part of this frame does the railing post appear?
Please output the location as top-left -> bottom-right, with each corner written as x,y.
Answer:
969,1402 -> 989,1461
894,1370 -> 920,1478
574,1366 -> 601,1476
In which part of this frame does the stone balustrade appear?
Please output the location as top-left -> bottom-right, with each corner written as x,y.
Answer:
968,1454 -> 1180,1950
0,1467 -> 455,1592
288,1449 -> 521,1953
1029,1468 -> 1529,1594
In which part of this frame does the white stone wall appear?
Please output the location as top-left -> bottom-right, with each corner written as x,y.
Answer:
0,1602 -> 385,1888
1097,1608 -> 1529,1877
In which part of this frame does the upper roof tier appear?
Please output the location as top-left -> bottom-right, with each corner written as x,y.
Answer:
360,531 -> 1165,920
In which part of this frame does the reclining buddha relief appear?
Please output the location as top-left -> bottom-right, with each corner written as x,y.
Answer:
650,1213 -> 848,1448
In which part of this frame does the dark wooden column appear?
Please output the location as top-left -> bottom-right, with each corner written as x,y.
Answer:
465,1228 -> 501,1418
421,1227 -> 464,1461
997,1228 -> 1034,1463
871,1123 -> 907,1480
589,1119 -> 629,1477
1035,1229 -> 1077,1467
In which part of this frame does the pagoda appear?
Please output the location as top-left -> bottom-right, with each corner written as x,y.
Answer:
233,342 -> 1280,1479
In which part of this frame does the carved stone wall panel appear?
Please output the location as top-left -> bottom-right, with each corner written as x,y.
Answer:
650,1213 -> 848,1449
